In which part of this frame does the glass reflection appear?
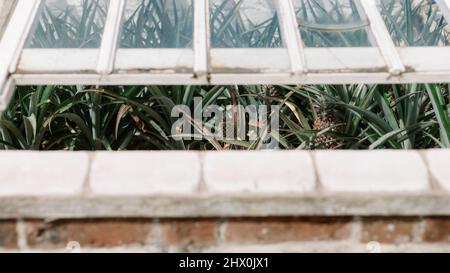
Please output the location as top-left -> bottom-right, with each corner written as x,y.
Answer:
27,0 -> 109,48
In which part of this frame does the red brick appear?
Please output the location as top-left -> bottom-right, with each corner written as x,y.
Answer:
225,217 -> 351,244
25,219 -> 152,249
0,221 -> 17,249
361,217 -> 416,244
159,219 -> 217,248
423,217 -> 450,243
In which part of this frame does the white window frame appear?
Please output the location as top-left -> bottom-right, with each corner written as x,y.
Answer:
2,0 -> 450,110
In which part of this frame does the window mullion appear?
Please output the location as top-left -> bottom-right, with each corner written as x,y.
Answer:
97,0 -> 126,75
194,0 -> 209,82
276,0 -> 307,74
359,0 -> 405,75
0,0 -> 42,97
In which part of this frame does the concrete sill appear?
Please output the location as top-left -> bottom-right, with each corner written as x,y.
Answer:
0,150 -> 449,218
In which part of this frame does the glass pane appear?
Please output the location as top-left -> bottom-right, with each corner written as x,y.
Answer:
210,0 -> 282,48
378,0 -> 450,46
26,0 -> 109,48
120,0 -> 194,48
293,0 -> 373,47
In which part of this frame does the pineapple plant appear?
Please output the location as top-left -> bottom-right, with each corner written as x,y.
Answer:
386,89 -> 397,113
261,85 -> 278,97
312,96 -> 344,149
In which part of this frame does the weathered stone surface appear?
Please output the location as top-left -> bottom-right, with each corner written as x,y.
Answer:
1,194 -> 450,219
204,151 -> 316,193
426,150 -> 450,192
0,152 -> 88,196
0,151 -> 447,218
90,152 -> 200,195
316,151 -> 429,192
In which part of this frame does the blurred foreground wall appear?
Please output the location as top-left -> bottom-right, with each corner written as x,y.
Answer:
0,150 -> 450,253
0,0 -> 16,38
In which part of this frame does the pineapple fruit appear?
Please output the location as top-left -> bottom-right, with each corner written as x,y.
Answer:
312,98 -> 344,149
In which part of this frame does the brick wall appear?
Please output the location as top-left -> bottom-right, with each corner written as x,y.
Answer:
1,217 -> 450,253
0,150 -> 450,252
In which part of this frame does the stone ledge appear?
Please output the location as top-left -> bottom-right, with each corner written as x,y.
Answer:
1,193 -> 450,218
315,151 -> 429,192
90,152 -> 201,195
0,151 -> 88,196
0,150 -> 449,218
203,151 -> 316,193
426,150 -> 450,191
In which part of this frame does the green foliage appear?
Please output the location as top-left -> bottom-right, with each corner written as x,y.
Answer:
282,84 -> 450,149
380,0 -> 450,46
6,0 -> 449,150
1,84 -> 449,150
28,0 -> 108,48
210,0 -> 282,48
120,0 -> 194,48
294,0 -> 371,47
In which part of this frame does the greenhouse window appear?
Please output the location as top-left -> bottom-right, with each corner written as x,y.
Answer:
2,0 -> 450,111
